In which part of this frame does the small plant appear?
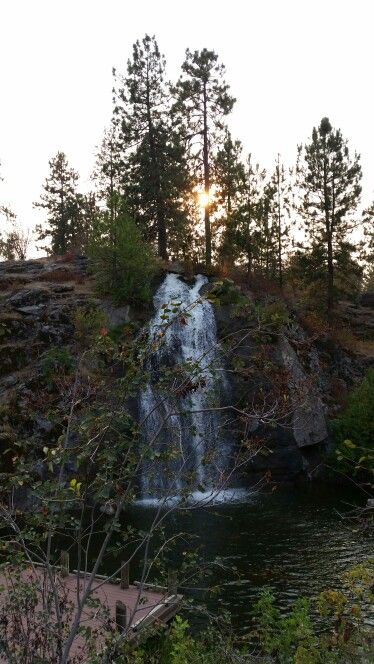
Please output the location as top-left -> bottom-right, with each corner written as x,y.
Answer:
207,278 -> 246,306
332,369 -> 374,476
73,306 -> 107,346
89,212 -> 160,306
255,299 -> 290,334
40,346 -> 75,386
252,567 -> 374,663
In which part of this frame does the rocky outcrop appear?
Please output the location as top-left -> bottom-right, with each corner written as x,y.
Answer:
213,284 -> 372,482
279,336 -> 328,448
337,299 -> 374,339
0,258 -> 372,485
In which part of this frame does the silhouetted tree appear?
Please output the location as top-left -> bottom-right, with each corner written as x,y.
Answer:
214,130 -> 245,266
173,48 -> 235,265
269,155 -> 291,286
34,152 -> 80,255
297,117 -> 362,315
113,35 -> 191,260
235,155 -> 267,274
0,207 -> 30,260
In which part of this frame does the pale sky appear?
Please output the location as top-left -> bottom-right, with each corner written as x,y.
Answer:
1,0 -> 373,254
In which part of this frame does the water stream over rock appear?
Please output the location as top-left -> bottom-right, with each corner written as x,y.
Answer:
139,273 -> 230,500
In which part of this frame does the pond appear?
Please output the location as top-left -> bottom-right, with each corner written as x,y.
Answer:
127,483 -> 373,632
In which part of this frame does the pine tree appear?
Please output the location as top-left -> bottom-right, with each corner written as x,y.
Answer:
256,183 -> 278,279
92,127 -> 123,224
269,155 -> 291,287
113,35 -> 191,260
34,152 -> 80,255
173,48 -> 235,266
235,155 -> 267,274
297,117 -> 362,315
362,202 -> 374,290
214,130 -> 245,266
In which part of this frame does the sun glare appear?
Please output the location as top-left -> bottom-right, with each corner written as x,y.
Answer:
198,191 -> 210,208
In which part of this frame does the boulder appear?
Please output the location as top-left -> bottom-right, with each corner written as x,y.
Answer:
279,336 -> 328,448
16,305 -> 46,316
8,286 -> 50,307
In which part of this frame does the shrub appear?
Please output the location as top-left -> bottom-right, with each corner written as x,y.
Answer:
89,212 -> 160,306
332,369 -> 374,476
40,346 -> 75,386
255,299 -> 290,333
73,307 -> 107,346
207,278 -> 246,306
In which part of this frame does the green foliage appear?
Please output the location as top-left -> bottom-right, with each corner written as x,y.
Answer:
207,278 -> 246,306
332,369 -> 374,476
255,299 -> 290,333
253,590 -> 317,662
252,563 -> 374,663
287,245 -> 363,311
112,615 -> 242,664
89,211 -> 160,305
112,35 -> 193,260
73,306 -> 107,346
40,346 -> 75,386
297,117 -> 362,313
162,616 -> 196,664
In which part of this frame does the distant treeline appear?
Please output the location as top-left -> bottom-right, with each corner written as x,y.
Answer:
1,35 -> 373,314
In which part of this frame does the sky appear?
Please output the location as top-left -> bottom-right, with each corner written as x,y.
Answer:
1,0 -> 373,254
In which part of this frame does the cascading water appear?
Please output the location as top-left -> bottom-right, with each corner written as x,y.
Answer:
139,273 -> 230,500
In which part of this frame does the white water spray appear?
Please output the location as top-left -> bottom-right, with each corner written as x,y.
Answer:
139,273 -> 229,499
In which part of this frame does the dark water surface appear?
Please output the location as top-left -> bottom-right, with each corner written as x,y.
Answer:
56,484 -> 372,633
127,484 -> 373,632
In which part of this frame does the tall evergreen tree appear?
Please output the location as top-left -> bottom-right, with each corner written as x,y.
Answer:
269,155 -> 291,287
236,155 -> 267,274
92,127 -> 123,224
113,35 -> 191,260
34,152 -> 80,255
362,202 -> 374,290
256,183 -> 278,279
173,48 -> 235,265
214,130 -> 245,266
297,117 -> 362,315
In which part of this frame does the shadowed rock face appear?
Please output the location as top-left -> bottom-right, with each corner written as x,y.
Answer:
0,257 -> 99,466
212,287 -> 372,483
0,257 -> 372,485
0,257 -> 92,383
279,336 -> 328,448
360,292 -> 374,308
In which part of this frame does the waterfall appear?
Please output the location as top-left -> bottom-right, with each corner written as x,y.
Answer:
139,273 -> 229,500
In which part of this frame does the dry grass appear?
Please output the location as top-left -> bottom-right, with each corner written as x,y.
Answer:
38,269 -> 86,284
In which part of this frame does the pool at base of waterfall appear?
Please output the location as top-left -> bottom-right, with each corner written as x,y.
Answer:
127,484 -> 373,632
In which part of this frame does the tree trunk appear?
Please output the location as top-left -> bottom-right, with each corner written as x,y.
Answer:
203,82 -> 211,266
146,69 -> 168,261
60,187 -> 66,255
323,146 -> 333,316
109,141 -> 117,282
246,159 -> 252,276
277,157 -> 283,288
327,232 -> 334,316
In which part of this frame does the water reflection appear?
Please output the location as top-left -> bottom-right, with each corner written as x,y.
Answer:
128,484 -> 373,632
